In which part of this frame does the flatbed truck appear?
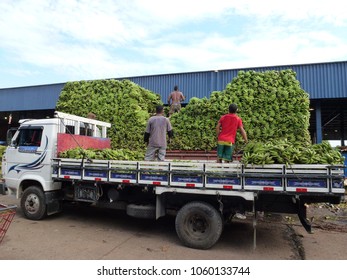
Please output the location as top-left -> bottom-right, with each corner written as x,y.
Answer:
1,112 -> 345,249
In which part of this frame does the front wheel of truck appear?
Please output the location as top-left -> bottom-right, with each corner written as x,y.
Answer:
21,186 -> 47,220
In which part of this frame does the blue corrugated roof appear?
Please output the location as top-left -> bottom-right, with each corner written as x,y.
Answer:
121,60 -> 347,103
0,61 -> 346,112
0,83 -> 65,111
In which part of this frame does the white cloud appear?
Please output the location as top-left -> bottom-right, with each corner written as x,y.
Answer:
0,0 -> 347,87
233,0 -> 347,25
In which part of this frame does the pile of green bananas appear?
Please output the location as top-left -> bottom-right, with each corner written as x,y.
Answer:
56,79 -> 162,151
169,69 -> 311,151
56,70 -> 344,166
241,140 -> 344,165
59,148 -> 145,161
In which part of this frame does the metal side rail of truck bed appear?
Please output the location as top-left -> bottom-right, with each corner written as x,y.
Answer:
52,159 -> 345,195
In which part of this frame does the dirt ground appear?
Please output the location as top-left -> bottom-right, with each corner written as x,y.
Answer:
294,201 -> 347,260
266,200 -> 347,260
1,194 -> 347,260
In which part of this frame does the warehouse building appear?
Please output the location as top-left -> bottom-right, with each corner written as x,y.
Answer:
0,60 -> 346,145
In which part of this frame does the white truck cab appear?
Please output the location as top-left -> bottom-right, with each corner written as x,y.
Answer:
3,117 -> 61,197
1,112 -> 111,219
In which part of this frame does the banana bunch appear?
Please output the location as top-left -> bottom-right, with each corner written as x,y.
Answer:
59,148 -> 145,161
241,140 -> 344,165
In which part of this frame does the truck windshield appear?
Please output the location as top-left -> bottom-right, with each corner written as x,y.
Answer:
17,127 -> 43,147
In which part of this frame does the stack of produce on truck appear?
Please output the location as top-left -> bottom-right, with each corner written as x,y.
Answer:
56,70 -> 344,165
169,70 -> 312,159
1,70 -> 345,250
56,79 -> 162,152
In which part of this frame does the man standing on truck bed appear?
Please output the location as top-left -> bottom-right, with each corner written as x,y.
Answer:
144,105 -> 173,161
216,103 -> 248,163
168,85 -> 185,116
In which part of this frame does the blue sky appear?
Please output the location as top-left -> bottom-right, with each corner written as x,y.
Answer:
1,0 -> 346,88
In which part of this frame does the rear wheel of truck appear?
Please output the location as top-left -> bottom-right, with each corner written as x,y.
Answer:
175,201 -> 223,250
21,186 -> 47,220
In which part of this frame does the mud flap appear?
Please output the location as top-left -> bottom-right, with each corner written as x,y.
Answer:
297,199 -> 312,233
45,191 -> 62,216
156,195 -> 166,219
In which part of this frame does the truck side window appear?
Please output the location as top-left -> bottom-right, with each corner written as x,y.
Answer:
65,125 -> 75,134
18,128 -> 43,147
81,123 -> 101,137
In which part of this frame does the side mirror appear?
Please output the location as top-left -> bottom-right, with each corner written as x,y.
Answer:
6,128 -> 18,146
10,139 -> 17,147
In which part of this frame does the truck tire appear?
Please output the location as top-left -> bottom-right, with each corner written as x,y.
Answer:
175,201 -> 223,250
126,204 -> 156,219
21,186 -> 47,220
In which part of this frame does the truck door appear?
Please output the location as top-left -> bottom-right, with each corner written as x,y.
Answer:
4,126 -> 48,194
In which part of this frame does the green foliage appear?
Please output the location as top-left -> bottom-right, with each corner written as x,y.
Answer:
0,145 -> 6,177
0,145 -> 6,157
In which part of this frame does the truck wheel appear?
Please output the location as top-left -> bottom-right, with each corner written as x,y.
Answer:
126,204 -> 156,219
21,186 -> 47,220
175,201 -> 223,250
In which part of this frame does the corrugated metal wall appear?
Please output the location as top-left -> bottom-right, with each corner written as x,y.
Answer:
295,62 -> 347,99
123,61 -> 347,103
123,71 -> 215,103
0,83 -> 65,111
0,61 -> 346,112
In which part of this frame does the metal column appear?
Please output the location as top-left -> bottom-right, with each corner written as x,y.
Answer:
315,101 -> 322,143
